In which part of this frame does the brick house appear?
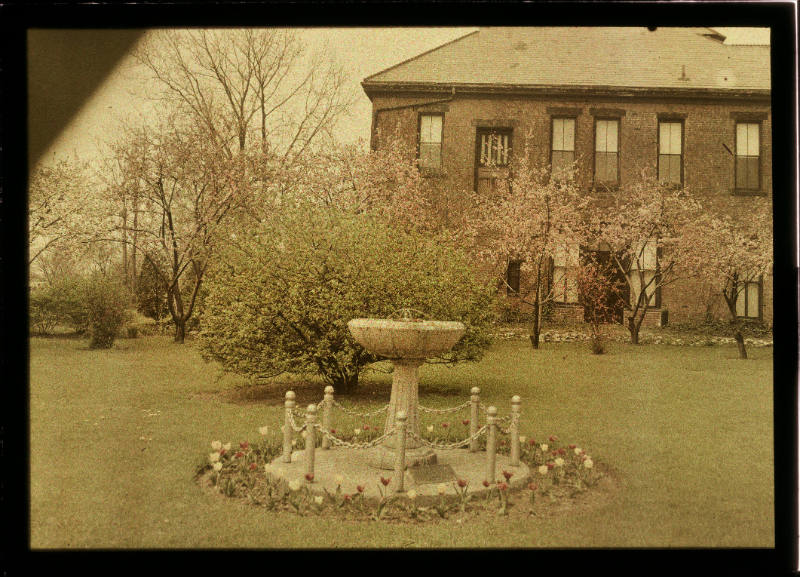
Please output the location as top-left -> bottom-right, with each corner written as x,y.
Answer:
362,27 -> 772,328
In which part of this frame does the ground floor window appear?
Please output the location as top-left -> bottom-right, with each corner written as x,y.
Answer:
552,244 -> 579,303
506,260 -> 521,295
628,240 -> 659,308
735,275 -> 761,319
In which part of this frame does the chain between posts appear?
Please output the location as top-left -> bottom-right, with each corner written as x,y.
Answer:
330,400 -> 390,418
407,425 -> 488,450
315,424 -> 397,449
286,410 -> 307,433
418,400 -> 471,414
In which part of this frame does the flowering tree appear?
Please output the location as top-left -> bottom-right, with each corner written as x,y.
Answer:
285,136 -> 436,232
28,159 -> 107,269
589,172 -> 702,344
683,198 -> 772,359
463,135 -> 588,348
577,258 -> 625,354
106,115 -> 258,342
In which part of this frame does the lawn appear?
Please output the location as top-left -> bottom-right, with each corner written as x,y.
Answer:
28,335 -> 774,548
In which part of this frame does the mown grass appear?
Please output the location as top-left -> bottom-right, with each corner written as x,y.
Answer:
29,335 -> 773,548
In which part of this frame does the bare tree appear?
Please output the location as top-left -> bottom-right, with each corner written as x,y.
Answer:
133,29 -> 353,164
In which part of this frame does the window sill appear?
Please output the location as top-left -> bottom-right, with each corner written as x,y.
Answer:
592,183 -> 620,193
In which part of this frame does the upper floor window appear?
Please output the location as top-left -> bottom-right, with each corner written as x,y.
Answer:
418,114 -> 443,171
478,128 -> 511,167
594,119 -> 619,187
658,121 -> 683,185
735,273 -> 761,319
735,122 -> 760,191
551,117 -> 576,179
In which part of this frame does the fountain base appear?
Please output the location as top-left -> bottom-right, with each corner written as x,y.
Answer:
365,445 -> 438,470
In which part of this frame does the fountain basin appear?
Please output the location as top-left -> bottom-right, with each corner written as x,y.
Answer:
347,318 -> 465,359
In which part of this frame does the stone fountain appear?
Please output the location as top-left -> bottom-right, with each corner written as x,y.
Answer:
347,310 -> 465,469
266,309 -> 530,498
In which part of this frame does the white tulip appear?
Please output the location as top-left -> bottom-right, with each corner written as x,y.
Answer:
208,452 -> 220,463
538,465 -> 549,475
211,441 -> 222,451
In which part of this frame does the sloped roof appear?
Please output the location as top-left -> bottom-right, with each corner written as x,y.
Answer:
362,27 -> 770,94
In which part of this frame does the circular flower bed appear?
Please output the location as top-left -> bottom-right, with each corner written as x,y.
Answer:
196,427 -> 615,522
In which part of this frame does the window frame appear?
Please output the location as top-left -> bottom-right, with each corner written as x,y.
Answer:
734,121 -> 762,194
550,116 -> 577,180
627,242 -> 662,309
657,119 -> 684,187
550,243 -> 580,304
474,126 -> 513,193
592,117 -> 621,189
734,273 -> 763,320
417,112 -> 444,173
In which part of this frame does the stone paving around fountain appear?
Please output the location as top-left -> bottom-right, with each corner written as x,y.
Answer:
267,446 -> 530,501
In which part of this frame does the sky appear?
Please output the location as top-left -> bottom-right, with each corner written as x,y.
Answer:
34,26 -> 769,167
35,27 -> 478,166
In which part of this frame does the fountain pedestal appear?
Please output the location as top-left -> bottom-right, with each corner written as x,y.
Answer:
347,316 -> 466,471
369,358 -> 437,469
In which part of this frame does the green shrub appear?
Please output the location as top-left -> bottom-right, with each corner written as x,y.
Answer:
85,273 -> 129,349
29,276 -> 90,335
199,205 -> 496,393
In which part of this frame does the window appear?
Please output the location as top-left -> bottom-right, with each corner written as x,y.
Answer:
478,129 -> 511,167
418,114 -> 443,171
628,240 -> 658,307
551,118 -> 576,179
735,274 -> 761,318
735,122 -> 760,191
506,260 -> 521,295
594,119 -> 619,186
552,244 -> 579,303
658,121 -> 682,185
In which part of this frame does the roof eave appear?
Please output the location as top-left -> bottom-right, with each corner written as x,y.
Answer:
361,81 -> 771,101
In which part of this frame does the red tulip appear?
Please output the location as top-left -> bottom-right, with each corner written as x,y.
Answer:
305,473 -> 314,482
249,463 -> 257,471
219,449 -> 227,456
502,470 -> 513,481
234,451 -> 244,459
497,482 -> 508,491
363,424 -> 370,431
356,485 -> 365,493
457,478 -> 468,488
442,422 -> 449,428
344,494 -> 352,502
527,439 -> 537,446
330,429 -> 336,435
558,448 -> 566,456
482,480 -> 490,488
549,435 -> 558,442
546,462 -> 555,470
240,441 -> 249,450
568,444 -> 576,449
527,482 -> 538,491
462,419 -> 470,426
380,476 -> 391,486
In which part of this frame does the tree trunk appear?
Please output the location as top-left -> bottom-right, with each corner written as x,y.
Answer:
734,330 -> 748,359
628,315 -> 641,345
530,296 -> 541,350
332,371 -> 358,394
174,319 -> 186,344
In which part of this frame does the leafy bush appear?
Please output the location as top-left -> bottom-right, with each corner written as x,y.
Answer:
199,205 -> 496,392
29,276 -> 89,335
85,273 -> 130,349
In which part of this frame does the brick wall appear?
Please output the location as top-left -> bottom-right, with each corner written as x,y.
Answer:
370,91 -> 772,325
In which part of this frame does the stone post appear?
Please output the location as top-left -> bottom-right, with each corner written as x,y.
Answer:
469,387 -> 480,452
393,411 -> 407,493
486,405 -> 498,484
510,395 -> 521,467
321,386 -> 334,450
283,390 -> 296,463
305,404 -> 317,482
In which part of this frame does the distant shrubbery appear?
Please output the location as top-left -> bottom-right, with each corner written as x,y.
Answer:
29,271 -> 132,349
